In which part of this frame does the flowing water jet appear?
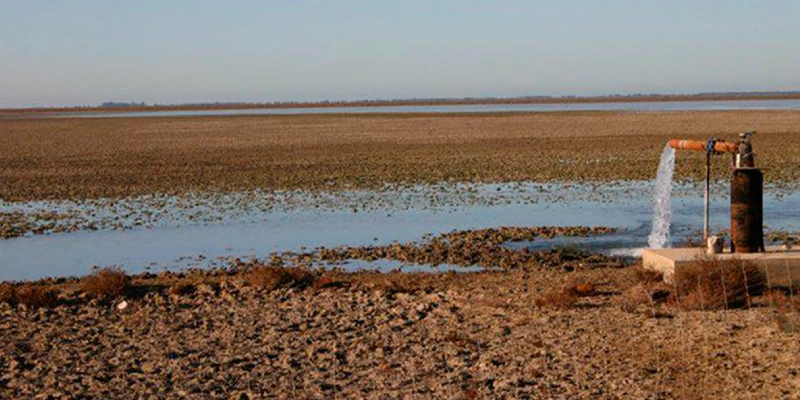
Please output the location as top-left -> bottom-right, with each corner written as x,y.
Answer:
648,144 -> 675,248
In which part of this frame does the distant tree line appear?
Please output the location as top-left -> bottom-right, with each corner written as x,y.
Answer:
95,91 -> 800,110
100,101 -> 149,108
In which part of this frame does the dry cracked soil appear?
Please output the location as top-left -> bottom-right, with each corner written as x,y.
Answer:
2,265 -> 800,399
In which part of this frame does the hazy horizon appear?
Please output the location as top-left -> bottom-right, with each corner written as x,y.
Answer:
2,1 -> 800,108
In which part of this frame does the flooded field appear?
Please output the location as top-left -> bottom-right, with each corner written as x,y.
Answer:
2,181 -> 799,281
3,110 -> 800,281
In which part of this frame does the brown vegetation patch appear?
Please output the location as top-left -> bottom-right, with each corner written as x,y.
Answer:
80,267 -> 130,298
534,289 -> 579,310
763,289 -> 800,312
246,266 -> 316,291
168,283 -> 196,297
534,274 -> 604,309
0,282 -> 17,304
672,257 -> 766,310
619,261 -> 767,313
0,283 -> 58,308
619,266 -> 672,316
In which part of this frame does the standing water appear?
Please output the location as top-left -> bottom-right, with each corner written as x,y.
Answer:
647,144 -> 676,248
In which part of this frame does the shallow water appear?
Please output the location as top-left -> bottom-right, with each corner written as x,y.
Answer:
61,99 -> 800,118
1,182 -> 798,281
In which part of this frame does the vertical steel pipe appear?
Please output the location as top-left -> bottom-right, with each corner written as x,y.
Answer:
704,151 -> 710,242
730,168 -> 764,253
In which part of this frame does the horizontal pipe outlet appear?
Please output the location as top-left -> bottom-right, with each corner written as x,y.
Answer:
668,139 -> 738,154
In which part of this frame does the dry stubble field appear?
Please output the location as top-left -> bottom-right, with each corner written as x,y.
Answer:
2,110 -> 800,201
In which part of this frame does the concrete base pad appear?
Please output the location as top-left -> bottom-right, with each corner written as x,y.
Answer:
643,246 -> 800,287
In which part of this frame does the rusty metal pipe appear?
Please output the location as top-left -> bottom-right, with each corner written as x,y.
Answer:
668,139 -> 739,154
731,168 -> 764,253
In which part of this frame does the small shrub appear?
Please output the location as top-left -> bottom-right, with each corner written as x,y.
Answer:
620,283 -> 653,313
764,289 -> 800,312
247,266 -> 316,291
13,284 -> 57,308
374,278 -> 414,295
0,283 -> 15,304
81,267 -> 130,298
632,265 -> 664,284
534,289 -> 578,309
562,274 -> 597,297
169,283 -> 195,297
673,257 -> 765,310
312,275 -> 347,290
535,275 -> 601,309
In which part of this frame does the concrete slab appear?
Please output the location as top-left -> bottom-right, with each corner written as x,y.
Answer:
643,246 -> 800,287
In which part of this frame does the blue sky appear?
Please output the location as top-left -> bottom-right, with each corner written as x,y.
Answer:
1,1 -> 799,108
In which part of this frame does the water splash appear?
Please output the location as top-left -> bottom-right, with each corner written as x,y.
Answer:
647,144 -> 676,248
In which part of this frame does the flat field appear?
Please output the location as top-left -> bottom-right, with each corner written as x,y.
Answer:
2,110 -> 799,201
4,111 -> 800,399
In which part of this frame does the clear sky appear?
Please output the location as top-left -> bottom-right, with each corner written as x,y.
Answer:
1,1 -> 799,108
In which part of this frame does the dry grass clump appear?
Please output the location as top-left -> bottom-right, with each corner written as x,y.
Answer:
0,283 -> 58,308
622,260 -> 766,312
246,266 -> 316,291
619,266 -> 673,314
673,257 -> 765,310
169,283 -> 196,297
620,282 -> 673,315
81,267 -> 130,298
14,285 -> 58,308
534,275 -> 598,309
619,283 -> 655,313
763,289 -> 800,312
312,272 -> 349,290
632,265 -> 665,284
534,289 -> 578,310
0,283 -> 14,304
372,277 -> 417,295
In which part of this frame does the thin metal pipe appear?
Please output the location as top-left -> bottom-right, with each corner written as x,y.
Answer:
704,150 -> 711,244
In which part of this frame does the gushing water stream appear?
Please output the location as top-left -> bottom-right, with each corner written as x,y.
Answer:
647,144 -> 676,248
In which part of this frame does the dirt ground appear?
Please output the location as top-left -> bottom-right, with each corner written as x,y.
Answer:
2,110 -> 800,201
2,264 -> 799,399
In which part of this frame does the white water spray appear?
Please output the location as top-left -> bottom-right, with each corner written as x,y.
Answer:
647,144 -> 676,248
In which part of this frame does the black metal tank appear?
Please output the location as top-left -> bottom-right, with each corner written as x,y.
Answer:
730,168 -> 764,253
